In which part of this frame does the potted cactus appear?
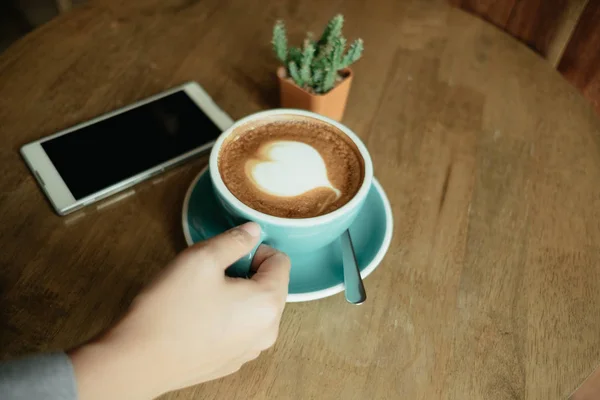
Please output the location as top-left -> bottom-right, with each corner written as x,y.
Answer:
272,14 -> 363,121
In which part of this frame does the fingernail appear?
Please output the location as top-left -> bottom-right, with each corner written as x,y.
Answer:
239,222 -> 261,237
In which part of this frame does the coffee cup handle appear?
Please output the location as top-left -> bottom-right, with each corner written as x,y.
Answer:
226,237 -> 263,278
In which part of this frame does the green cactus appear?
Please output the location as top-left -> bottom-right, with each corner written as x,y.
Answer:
341,38 -> 363,69
299,40 -> 315,86
272,14 -> 363,94
272,21 -> 288,64
316,14 -> 343,59
288,61 -> 302,87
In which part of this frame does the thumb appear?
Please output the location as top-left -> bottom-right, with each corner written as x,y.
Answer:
189,222 -> 261,269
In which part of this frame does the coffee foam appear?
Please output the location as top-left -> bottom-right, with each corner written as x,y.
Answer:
245,140 -> 341,198
218,117 -> 364,218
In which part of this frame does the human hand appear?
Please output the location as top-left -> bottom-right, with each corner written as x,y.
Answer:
69,222 -> 290,400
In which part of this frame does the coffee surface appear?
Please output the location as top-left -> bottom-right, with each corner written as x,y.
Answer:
218,119 -> 364,218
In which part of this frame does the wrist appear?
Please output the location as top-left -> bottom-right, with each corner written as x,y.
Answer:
69,332 -> 166,400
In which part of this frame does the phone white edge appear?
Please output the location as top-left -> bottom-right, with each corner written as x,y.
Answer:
20,81 -> 234,216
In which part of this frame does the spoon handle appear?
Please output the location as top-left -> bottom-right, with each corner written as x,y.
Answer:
341,230 -> 367,304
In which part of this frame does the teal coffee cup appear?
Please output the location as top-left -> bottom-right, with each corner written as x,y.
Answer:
208,109 -> 374,277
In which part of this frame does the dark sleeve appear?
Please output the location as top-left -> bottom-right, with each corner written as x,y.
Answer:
0,352 -> 78,400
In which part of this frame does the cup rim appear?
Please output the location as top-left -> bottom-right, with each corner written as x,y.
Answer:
209,109 -> 374,227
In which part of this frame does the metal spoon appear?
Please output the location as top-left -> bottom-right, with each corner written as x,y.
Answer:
340,230 -> 366,304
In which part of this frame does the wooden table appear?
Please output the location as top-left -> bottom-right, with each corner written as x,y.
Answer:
1,0 -> 600,399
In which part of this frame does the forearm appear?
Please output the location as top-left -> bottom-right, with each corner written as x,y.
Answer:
69,336 -> 165,400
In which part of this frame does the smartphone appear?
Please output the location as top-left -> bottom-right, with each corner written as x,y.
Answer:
21,82 -> 233,216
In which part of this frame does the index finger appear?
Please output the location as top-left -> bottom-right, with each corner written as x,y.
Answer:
251,246 -> 291,296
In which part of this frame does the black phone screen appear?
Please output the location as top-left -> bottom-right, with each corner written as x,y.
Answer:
41,90 -> 222,200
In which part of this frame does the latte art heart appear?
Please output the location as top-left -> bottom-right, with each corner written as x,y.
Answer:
218,119 -> 364,218
245,141 -> 341,198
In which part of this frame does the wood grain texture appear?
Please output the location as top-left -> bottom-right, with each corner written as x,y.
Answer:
449,0 -> 587,66
558,0 -> 600,115
56,0 -> 73,13
544,0 -> 588,67
1,0 -> 600,399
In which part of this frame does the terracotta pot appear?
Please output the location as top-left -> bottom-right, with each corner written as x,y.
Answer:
276,66 -> 353,121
